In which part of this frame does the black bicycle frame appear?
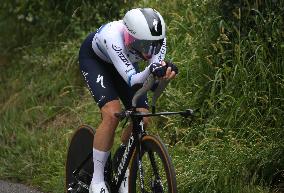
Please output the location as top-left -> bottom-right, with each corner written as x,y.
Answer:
112,114 -> 147,192
70,108 -> 193,192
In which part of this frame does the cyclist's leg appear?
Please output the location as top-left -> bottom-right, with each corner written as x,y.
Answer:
80,61 -> 120,191
79,35 -> 122,191
105,63 -> 151,192
91,100 -> 121,190
80,60 -> 121,151
94,100 -> 121,150
79,32 -> 122,151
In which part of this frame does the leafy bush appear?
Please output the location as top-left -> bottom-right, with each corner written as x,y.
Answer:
0,0 -> 133,52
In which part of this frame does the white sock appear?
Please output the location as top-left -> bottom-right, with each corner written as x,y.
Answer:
92,148 -> 110,184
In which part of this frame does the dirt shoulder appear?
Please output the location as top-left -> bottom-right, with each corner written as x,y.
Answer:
0,180 -> 44,193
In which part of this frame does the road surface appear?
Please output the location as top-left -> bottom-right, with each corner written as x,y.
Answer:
0,180 -> 44,193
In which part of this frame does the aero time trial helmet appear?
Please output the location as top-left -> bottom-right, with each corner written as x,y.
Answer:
123,8 -> 166,59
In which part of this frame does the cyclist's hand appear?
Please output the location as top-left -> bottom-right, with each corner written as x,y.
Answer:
149,62 -> 167,78
162,61 -> 178,80
165,61 -> 178,74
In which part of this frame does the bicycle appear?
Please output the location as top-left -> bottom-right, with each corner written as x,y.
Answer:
65,74 -> 194,193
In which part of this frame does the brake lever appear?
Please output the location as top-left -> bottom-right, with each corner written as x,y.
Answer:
114,110 -> 133,121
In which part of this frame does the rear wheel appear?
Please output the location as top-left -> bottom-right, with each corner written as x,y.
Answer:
129,135 -> 177,193
65,125 -> 95,193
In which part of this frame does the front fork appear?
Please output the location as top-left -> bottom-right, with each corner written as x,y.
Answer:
134,117 -> 162,193
138,149 -> 162,193
148,151 -> 164,193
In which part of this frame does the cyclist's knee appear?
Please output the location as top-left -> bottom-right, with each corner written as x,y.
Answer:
101,100 -> 121,128
143,117 -> 151,127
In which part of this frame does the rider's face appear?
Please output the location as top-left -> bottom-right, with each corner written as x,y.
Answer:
141,52 -> 152,60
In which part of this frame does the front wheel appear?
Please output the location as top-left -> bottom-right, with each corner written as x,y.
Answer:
129,135 -> 177,193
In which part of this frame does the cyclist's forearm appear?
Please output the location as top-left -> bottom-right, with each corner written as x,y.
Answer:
128,66 -> 151,87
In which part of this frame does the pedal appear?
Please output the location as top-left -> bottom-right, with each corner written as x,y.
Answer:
67,182 -> 77,193
68,181 -> 89,193
78,169 -> 92,185
67,182 -> 76,193
68,169 -> 92,193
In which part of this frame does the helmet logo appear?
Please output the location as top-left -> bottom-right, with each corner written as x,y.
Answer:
139,8 -> 162,36
153,19 -> 158,32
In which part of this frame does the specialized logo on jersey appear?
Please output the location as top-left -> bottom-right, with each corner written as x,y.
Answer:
112,44 -> 131,67
96,74 -> 106,88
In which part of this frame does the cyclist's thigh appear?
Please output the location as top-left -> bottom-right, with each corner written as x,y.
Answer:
79,57 -> 119,109
116,83 -> 148,110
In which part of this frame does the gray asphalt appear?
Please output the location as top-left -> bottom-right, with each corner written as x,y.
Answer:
0,180 -> 44,193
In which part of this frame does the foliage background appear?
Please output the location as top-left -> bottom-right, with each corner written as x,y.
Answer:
0,0 -> 283,192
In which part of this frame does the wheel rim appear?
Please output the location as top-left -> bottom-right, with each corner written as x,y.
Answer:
132,147 -> 172,193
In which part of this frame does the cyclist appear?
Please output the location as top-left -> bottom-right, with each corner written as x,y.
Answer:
79,8 -> 178,193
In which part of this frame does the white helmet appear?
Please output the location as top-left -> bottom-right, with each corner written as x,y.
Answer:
123,8 -> 166,59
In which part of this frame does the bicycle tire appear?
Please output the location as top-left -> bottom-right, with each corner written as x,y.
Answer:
129,135 -> 178,193
65,125 -> 95,193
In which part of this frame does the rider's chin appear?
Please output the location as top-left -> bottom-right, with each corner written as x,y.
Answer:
142,53 -> 152,60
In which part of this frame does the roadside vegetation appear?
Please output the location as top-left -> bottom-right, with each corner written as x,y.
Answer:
0,0 -> 283,192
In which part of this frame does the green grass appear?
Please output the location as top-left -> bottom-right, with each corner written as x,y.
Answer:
1,0 -> 284,193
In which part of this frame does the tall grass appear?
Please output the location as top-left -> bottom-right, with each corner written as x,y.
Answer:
0,0 -> 283,193
138,0 -> 284,192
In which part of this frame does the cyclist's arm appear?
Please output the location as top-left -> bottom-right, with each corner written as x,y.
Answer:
104,35 -> 151,87
147,38 -> 167,90
148,38 -> 167,64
